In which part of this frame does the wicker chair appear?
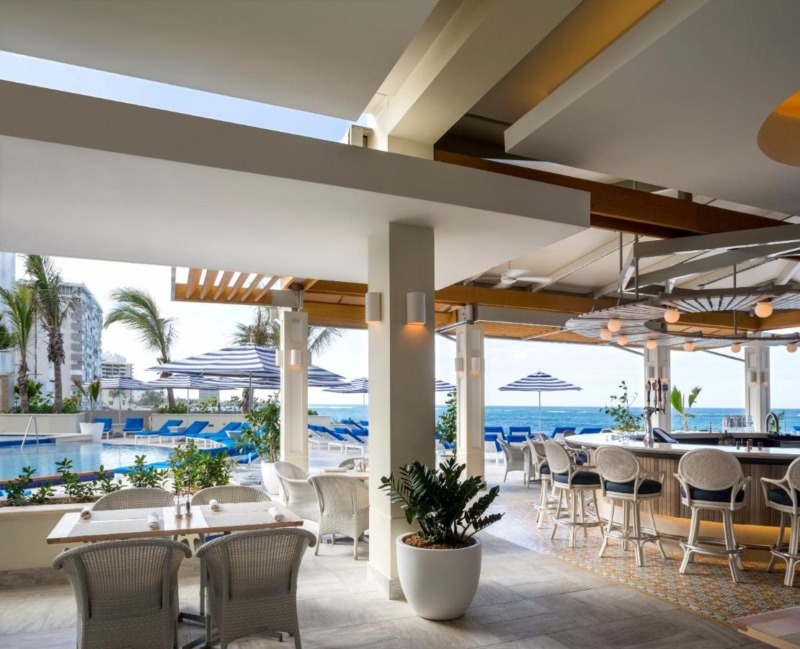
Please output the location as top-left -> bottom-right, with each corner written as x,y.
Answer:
92,487 -> 175,511
594,446 -> 667,566
309,475 -> 369,560
53,538 -> 190,649
274,462 -> 320,523
762,456 -> 800,586
338,457 -> 368,470
543,440 -> 602,548
191,485 -> 272,616
497,439 -> 530,484
197,528 -> 316,649
675,448 -> 750,582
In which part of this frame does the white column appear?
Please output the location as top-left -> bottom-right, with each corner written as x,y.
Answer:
279,309 -> 309,471
368,223 -> 435,599
745,346 -> 770,432
644,345 -> 671,432
455,323 -> 484,477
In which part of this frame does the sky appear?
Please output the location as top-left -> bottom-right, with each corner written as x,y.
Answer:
3,51 -> 800,409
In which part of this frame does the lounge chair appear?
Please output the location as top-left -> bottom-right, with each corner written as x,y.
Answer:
578,427 -> 604,435
133,419 -> 183,443
484,430 -> 504,464
359,420 -> 369,428
92,417 -> 114,439
122,417 -> 145,437
343,418 -> 367,430
162,420 -> 209,444
549,426 -> 576,439
333,425 -> 367,446
507,426 -> 532,443
319,426 -> 363,455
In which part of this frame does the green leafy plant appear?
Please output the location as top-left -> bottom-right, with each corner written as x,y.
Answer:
73,379 -> 102,421
436,390 -> 457,446
127,455 -> 168,489
379,458 -> 503,548
600,380 -> 642,433
671,385 -> 702,431
28,482 -> 54,504
4,466 -> 36,506
60,395 -> 81,414
239,394 -> 281,463
168,439 -> 230,494
158,402 -> 189,414
55,458 -> 95,502
94,465 -> 123,494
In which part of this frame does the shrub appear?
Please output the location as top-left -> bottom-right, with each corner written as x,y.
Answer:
127,455 -> 168,488
239,395 -> 281,463
169,439 -> 231,494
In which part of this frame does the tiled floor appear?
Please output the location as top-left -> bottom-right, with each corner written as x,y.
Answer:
0,456 -> 773,648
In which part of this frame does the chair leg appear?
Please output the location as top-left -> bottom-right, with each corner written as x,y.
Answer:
680,508 -> 700,574
568,491 -> 578,548
551,490 -> 564,540
769,512 -> 786,572
722,510 -> 741,583
599,498 -> 615,558
632,502 -> 644,567
648,500 -> 667,559
315,531 -> 322,555
622,501 -> 630,551
786,514 -> 800,587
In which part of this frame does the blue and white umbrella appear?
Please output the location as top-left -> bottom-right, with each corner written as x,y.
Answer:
148,343 -> 346,386
499,371 -> 582,433
323,377 -> 455,393
145,375 -> 225,390
100,376 -> 151,423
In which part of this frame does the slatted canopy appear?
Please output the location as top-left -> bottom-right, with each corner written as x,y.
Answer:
499,371 -> 583,433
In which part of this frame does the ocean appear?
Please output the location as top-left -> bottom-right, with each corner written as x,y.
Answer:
309,404 -> 800,433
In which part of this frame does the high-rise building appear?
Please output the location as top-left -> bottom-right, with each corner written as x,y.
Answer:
101,352 -> 133,379
28,282 -> 103,399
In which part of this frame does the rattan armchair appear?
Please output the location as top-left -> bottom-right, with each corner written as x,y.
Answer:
92,487 -> 175,511
53,538 -> 190,649
274,462 -> 319,523
309,475 -> 369,559
497,438 -> 530,484
197,528 -> 316,649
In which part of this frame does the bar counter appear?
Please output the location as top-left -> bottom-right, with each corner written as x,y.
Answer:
568,433 -> 800,528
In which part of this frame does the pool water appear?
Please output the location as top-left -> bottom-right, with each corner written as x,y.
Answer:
0,443 -> 174,479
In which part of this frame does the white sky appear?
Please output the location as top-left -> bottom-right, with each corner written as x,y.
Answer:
4,51 -> 800,409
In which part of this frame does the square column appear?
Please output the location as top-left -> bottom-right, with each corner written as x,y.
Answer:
644,345 -> 671,432
745,346 -> 770,432
455,323 -> 484,477
279,309 -> 309,471
368,223 -> 435,599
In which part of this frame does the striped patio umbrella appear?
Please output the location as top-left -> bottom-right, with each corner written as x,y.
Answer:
498,371 -> 582,433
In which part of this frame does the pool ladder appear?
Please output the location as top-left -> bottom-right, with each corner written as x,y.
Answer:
19,416 -> 39,450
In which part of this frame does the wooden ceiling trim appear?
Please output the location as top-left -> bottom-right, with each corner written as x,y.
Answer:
185,268 -> 202,299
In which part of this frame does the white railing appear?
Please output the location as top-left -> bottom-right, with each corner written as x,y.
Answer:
19,416 -> 39,451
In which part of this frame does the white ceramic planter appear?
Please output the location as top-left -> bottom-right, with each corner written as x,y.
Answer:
79,422 -> 105,443
395,532 -> 482,620
260,461 -> 281,495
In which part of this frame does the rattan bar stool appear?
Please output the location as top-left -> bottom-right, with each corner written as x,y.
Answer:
594,446 -> 667,566
675,448 -> 750,583
761,457 -> 800,586
543,440 -> 602,548
526,438 -> 557,528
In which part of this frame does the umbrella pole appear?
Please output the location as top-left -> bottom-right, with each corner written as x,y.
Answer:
538,392 -> 542,434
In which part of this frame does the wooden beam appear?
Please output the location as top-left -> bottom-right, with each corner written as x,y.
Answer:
306,280 -> 368,296
213,271 -> 234,300
279,276 -> 295,289
435,284 -> 615,314
254,276 -> 280,302
433,151 -> 784,237
303,279 -> 319,291
185,268 -> 202,299
225,272 -> 249,302
198,269 -> 219,299
239,274 -> 265,302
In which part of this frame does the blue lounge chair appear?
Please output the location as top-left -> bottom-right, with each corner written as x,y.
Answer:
485,426 -> 505,439
133,419 -> 183,443
507,426 -> 532,443
549,426 -> 576,439
343,418 -> 367,430
334,425 -> 366,445
94,417 -> 113,439
122,417 -> 145,437
168,420 -> 210,444
578,427 -> 603,435
359,420 -> 369,428
320,426 -> 363,454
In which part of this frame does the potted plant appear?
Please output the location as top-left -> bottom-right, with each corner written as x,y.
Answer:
238,394 -> 281,494
379,458 -> 503,620
74,379 -> 104,442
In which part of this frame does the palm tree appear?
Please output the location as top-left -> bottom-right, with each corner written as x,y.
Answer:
25,255 -> 79,412
0,285 -> 37,413
104,288 -> 178,409
232,307 -> 342,411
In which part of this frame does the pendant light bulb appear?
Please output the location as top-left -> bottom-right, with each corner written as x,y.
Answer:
607,318 -> 622,333
683,340 -> 695,352
599,328 -> 612,341
664,308 -> 681,324
645,339 -> 658,350
754,301 -> 773,318
617,334 -> 629,347
730,342 -> 741,353
788,342 -> 798,354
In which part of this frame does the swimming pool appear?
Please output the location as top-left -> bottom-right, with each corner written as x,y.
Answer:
0,443 -> 174,481
0,435 -> 55,448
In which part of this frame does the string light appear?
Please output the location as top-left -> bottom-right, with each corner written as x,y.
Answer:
645,339 -> 658,350
730,342 -> 741,353
683,340 -> 695,352
607,318 -> 622,333
600,328 -> 612,341
788,342 -> 798,353
664,308 -> 680,324
754,301 -> 773,318
617,334 -> 629,346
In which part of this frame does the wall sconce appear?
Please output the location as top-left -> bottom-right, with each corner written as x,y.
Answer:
365,292 -> 382,324
470,357 -> 481,376
289,349 -> 302,369
406,292 -> 426,325
454,357 -> 465,375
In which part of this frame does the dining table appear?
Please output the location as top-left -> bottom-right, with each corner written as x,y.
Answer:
313,468 -> 370,481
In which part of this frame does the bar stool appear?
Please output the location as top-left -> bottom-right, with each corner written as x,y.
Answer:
543,440 -> 602,548
761,456 -> 800,586
675,448 -> 750,583
594,446 -> 667,566
527,438 -> 556,528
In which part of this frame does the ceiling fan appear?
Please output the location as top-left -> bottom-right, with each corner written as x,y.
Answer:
489,268 -> 552,288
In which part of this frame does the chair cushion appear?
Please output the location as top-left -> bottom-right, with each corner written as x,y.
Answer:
604,478 -> 661,495
554,471 -> 601,486
539,462 -> 550,475
768,488 -> 800,507
680,486 -> 745,503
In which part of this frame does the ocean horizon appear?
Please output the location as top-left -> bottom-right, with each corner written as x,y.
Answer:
309,404 -> 800,433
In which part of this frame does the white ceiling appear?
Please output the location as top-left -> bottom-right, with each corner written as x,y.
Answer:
506,0 -> 800,216
0,0 -> 437,120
